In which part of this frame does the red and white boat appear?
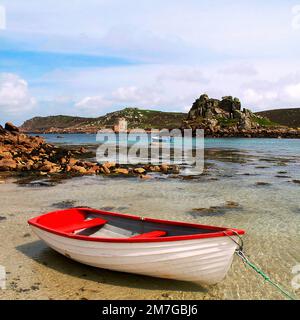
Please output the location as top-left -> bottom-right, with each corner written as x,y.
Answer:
28,208 -> 245,285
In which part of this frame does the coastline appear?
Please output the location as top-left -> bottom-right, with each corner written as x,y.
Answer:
22,128 -> 300,139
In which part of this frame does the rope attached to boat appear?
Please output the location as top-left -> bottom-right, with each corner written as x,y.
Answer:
225,230 -> 297,301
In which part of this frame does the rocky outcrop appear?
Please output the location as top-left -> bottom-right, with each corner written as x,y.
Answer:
188,94 -> 242,120
186,94 -> 258,130
5,122 -> 20,133
0,122 -> 180,176
183,94 -> 300,137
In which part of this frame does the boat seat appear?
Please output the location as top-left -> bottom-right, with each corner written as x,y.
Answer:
131,230 -> 167,239
58,218 -> 107,233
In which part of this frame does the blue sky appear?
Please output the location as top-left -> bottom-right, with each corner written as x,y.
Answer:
1,0 -> 300,125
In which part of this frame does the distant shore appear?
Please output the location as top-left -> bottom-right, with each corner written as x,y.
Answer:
22,128 -> 300,139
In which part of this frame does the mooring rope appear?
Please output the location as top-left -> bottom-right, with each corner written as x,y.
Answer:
224,230 -> 297,300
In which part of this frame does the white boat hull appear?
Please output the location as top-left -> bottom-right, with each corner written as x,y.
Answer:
31,226 -> 238,285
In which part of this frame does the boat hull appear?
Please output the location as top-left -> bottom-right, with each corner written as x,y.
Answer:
30,225 -> 239,285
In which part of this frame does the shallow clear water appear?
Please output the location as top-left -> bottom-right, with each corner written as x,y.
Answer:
1,134 -> 299,300
32,133 -> 300,157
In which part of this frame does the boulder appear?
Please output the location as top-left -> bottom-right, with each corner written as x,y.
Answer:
170,165 -> 180,174
233,98 -> 241,111
32,162 -> 43,170
60,157 -> 67,164
103,162 -> 116,169
0,151 -> 13,159
160,164 -> 169,172
239,117 -> 253,130
5,122 -> 19,133
83,161 -> 97,168
0,125 -> 6,134
39,160 -> 56,172
71,165 -> 87,174
207,119 -> 219,131
101,164 -> 111,174
86,166 -> 100,174
26,159 -> 35,170
149,165 -> 161,172
134,168 -> 146,174
16,163 -> 26,171
0,158 -> 17,171
30,156 -> 40,162
0,145 -> 7,153
68,158 -> 78,166
233,110 -> 244,120
139,174 -> 152,180
114,168 -> 129,175
49,165 -> 61,174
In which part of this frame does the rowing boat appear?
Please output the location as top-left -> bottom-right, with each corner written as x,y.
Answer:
28,208 -> 245,285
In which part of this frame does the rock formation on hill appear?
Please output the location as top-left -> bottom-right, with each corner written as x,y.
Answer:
185,94 -> 258,131
188,94 -> 242,120
182,94 -> 300,137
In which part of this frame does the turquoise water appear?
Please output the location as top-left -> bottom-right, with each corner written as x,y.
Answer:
33,133 -> 300,155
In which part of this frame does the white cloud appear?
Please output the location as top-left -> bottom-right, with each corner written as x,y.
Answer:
75,96 -> 113,116
112,85 -> 162,106
74,86 -> 163,115
243,89 -> 263,104
0,73 -> 36,114
285,83 -> 300,100
112,86 -> 142,102
243,89 -> 278,104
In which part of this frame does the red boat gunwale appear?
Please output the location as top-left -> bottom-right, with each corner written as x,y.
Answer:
28,207 -> 245,243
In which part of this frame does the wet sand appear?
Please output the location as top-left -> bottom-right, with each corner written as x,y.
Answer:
1,151 -> 300,300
